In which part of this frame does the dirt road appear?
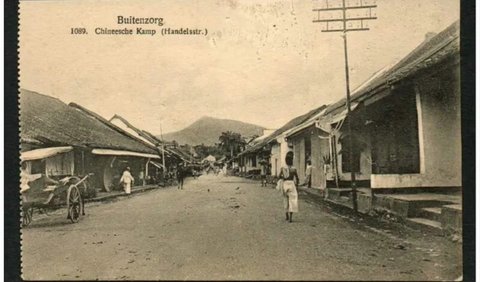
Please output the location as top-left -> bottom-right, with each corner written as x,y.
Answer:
22,174 -> 462,280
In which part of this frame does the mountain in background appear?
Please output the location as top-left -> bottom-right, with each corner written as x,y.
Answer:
160,116 -> 265,146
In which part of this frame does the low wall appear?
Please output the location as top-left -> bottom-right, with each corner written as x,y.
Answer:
371,174 -> 461,189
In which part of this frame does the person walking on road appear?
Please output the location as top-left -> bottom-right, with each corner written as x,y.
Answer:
177,163 -> 185,189
120,167 -> 135,194
260,162 -> 267,187
278,151 -> 299,223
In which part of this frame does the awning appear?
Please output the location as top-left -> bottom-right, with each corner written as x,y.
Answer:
162,147 -> 172,156
21,146 -> 73,161
285,108 -> 328,138
286,118 -> 330,138
315,102 -> 359,132
315,120 -> 331,134
149,161 -> 165,169
329,102 -> 359,125
167,148 -> 191,163
316,129 -> 331,139
91,149 -> 160,159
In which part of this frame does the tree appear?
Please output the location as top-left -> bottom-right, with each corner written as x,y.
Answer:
193,144 -> 223,160
218,131 -> 246,158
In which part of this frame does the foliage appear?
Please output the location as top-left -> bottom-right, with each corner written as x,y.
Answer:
193,144 -> 224,160
322,154 -> 331,165
218,131 -> 246,157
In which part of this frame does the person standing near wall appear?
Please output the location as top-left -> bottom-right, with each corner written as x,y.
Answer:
278,151 -> 299,223
260,162 -> 267,187
305,160 -> 312,188
139,170 -> 145,186
120,167 -> 135,194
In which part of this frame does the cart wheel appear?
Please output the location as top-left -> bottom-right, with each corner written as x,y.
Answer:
67,185 -> 82,223
22,207 -> 33,227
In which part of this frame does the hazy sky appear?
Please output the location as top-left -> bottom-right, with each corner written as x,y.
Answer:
19,0 -> 459,134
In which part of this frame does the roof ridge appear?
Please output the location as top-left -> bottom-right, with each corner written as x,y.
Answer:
384,20 -> 459,78
142,130 -> 163,143
111,114 -> 172,146
110,114 -> 146,136
69,103 -> 158,150
324,19 -> 459,115
124,120 -> 162,146
20,89 -> 64,103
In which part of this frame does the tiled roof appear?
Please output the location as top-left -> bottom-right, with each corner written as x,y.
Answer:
324,20 -> 460,115
238,104 -> 327,156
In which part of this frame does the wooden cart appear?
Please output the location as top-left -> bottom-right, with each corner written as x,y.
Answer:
21,174 -> 93,227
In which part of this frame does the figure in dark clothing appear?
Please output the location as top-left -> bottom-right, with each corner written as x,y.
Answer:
177,164 -> 185,189
305,160 -> 312,188
260,163 -> 267,187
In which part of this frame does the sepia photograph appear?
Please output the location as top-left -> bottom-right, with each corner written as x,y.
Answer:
16,0 -> 465,280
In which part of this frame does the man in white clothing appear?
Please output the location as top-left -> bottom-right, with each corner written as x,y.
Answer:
120,167 -> 135,194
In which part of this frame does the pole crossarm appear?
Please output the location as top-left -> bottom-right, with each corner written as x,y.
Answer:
313,16 -> 377,23
312,5 -> 376,12
313,1 -> 377,33
321,28 -> 370,32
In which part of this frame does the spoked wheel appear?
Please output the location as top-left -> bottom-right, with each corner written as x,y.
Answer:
22,207 -> 33,227
67,185 -> 83,223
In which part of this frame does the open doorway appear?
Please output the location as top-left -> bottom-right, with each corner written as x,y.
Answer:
368,87 -> 420,174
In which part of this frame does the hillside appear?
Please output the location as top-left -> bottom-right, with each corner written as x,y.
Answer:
161,116 -> 265,145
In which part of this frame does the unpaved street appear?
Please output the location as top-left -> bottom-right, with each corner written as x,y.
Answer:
22,175 -> 462,280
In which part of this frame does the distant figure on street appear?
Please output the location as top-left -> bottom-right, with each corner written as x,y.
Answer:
305,160 -> 312,188
222,164 -> 228,177
120,167 -> 135,194
260,162 -> 267,187
278,152 -> 299,223
177,163 -> 185,189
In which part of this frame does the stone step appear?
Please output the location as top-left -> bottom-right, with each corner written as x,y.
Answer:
374,194 -> 453,218
406,217 -> 443,235
417,207 -> 442,221
441,204 -> 462,232
402,199 -> 452,218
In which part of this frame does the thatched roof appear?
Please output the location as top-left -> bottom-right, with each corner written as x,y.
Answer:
20,89 -> 157,154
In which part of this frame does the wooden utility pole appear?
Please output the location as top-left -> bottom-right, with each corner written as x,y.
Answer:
160,123 -> 166,181
313,0 -> 377,212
